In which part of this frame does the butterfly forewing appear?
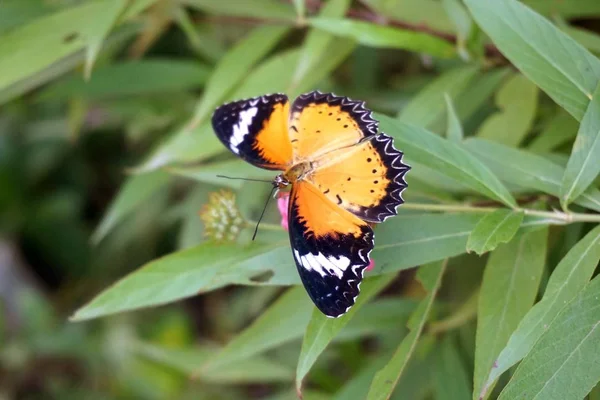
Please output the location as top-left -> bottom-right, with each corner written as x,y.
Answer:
212,93 -> 292,170
289,91 -> 378,162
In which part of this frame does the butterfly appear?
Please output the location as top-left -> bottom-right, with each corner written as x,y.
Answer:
211,91 -> 410,317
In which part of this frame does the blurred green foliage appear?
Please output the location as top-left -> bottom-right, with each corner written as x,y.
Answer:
2,0 -> 600,399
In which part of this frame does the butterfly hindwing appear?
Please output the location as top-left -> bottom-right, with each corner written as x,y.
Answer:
212,93 -> 293,170
289,91 -> 378,162
308,133 -> 410,223
288,180 -> 374,317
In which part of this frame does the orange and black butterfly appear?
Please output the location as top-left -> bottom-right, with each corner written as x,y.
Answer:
212,91 -> 410,317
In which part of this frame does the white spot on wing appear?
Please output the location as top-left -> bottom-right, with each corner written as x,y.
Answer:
229,107 -> 258,154
293,250 -> 351,279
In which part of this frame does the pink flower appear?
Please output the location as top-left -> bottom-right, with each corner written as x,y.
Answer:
276,191 -> 375,273
277,191 -> 290,231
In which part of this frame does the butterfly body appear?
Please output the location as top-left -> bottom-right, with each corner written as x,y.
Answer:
212,91 -> 410,317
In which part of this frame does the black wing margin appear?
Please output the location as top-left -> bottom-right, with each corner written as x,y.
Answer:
287,182 -> 375,318
211,93 -> 292,170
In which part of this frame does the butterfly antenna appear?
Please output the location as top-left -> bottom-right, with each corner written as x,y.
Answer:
217,174 -> 272,183
252,186 -> 277,241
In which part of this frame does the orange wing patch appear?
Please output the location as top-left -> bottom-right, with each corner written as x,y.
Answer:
289,92 -> 378,162
290,180 -> 368,239
308,133 -> 409,223
252,101 -> 292,167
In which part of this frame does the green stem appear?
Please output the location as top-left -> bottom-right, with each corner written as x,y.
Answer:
402,202 -> 600,224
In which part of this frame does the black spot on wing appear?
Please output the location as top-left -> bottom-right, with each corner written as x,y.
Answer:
292,90 -> 379,138
288,190 -> 374,318
360,133 -> 410,223
211,93 -> 288,169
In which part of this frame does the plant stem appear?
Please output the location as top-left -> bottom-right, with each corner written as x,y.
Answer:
246,221 -> 283,231
402,202 -> 600,224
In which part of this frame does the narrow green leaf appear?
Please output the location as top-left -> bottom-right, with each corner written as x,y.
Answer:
362,0 -> 455,34
190,25 -> 290,128
561,83 -> 600,208
473,227 -> 548,400
292,0 -> 305,19
286,0 -> 350,94
169,159 -> 274,189
378,114 -> 517,208
476,73 -> 538,147
498,275 -> 600,400
296,274 -> 395,391
433,337 -> 471,400
182,0 -> 295,21
444,93 -> 464,142
71,242 -> 285,321
308,18 -> 456,58
134,342 -> 294,383
482,224 -> 600,397
366,260 -> 447,400
42,59 -> 210,100
467,210 -> 524,255
91,170 -> 171,244
453,67 -> 511,125
464,138 -> 600,212
522,0 -> 600,18
83,0 -> 129,79
289,0 -> 351,92
398,66 -> 479,129
464,0 -> 600,121
441,0 -> 473,60
528,110 -> 578,152
563,26 -> 600,56
204,286 -> 313,369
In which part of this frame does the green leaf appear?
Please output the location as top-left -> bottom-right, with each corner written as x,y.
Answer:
378,114 -> 517,208
481,224 -> 600,397
289,0 -> 351,92
189,24 -> 290,129
476,73 -> 538,147
71,242 -> 286,321
444,93 -> 464,142
463,0 -> 600,121
398,66 -> 479,129
83,0 -> 129,79
432,337 -> 471,400
204,286 -> 312,369
296,274 -> 396,391
41,59 -> 210,100
169,159 -> 274,189
308,18 -> 456,58
498,274 -> 600,400
442,0 -> 473,60
464,138 -> 600,212
563,26 -> 600,56
0,1 -> 146,103
362,0 -> 455,34
473,227 -> 548,400
522,0 -> 600,18
91,170 -> 171,244
182,0 -> 295,21
561,83 -> 600,208
366,260 -> 447,400
134,342 -> 294,383
528,110 -> 579,152
466,210 -> 524,255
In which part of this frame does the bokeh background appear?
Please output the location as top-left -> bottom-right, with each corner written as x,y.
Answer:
2,0 -> 600,399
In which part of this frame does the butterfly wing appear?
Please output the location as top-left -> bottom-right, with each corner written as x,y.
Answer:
308,133 -> 410,223
289,91 -> 378,162
288,180 -> 374,317
212,93 -> 293,170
